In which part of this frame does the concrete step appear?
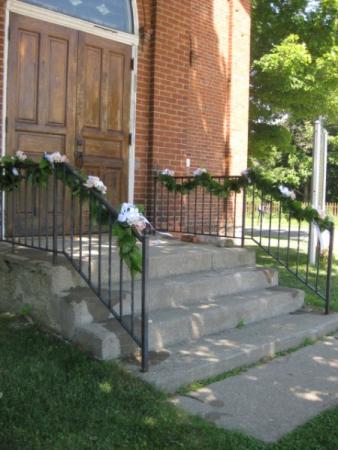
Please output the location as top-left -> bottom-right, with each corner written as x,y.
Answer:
78,241 -> 256,282
129,312 -> 338,392
73,266 -> 279,315
59,287 -> 114,340
132,267 -> 279,312
144,286 -> 304,350
72,286 -> 304,357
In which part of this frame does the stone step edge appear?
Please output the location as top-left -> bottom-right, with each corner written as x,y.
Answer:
144,287 -> 304,349
132,313 -> 338,393
71,286 -> 304,362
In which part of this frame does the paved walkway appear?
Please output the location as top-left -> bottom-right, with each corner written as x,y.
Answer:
173,334 -> 338,443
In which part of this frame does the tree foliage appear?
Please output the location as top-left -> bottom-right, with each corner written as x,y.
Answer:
250,0 -> 338,200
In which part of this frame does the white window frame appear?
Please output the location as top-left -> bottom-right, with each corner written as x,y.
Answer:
2,0 -> 139,205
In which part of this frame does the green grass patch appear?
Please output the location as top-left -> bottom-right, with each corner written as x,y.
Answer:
2,314 -> 338,449
251,245 -> 338,312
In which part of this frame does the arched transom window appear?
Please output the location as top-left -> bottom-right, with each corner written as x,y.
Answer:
22,0 -> 134,33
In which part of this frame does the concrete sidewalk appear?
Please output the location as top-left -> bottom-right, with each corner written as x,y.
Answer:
173,334 -> 338,443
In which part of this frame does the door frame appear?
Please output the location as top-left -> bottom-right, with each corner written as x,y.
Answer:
2,0 -> 139,203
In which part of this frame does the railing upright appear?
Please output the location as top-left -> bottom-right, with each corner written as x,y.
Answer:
153,175 -> 335,314
0,162 -> 150,371
141,231 -> 149,372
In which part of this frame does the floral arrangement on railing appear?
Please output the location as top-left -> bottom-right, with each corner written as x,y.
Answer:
0,151 -> 148,275
158,167 -> 334,231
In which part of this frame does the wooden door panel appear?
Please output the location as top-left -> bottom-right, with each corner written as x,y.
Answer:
17,132 -> 65,154
107,52 -> 125,131
7,14 -> 78,161
77,32 -> 131,208
83,46 -> 103,128
16,30 -> 40,122
46,38 -> 70,126
7,14 -> 78,234
7,14 -> 132,236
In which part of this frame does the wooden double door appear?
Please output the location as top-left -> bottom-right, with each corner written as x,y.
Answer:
7,13 -> 132,208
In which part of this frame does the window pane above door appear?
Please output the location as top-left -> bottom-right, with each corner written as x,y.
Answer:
22,0 -> 134,33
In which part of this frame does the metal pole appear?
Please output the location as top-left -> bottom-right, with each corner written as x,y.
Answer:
141,231 -> 149,372
310,118 -> 323,264
241,187 -> 246,247
52,171 -> 58,265
325,225 -> 334,315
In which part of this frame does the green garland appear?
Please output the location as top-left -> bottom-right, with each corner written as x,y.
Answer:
158,169 -> 334,231
0,154 -> 143,276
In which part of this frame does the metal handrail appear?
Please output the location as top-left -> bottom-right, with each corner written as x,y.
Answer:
153,175 -> 335,313
0,163 -> 149,371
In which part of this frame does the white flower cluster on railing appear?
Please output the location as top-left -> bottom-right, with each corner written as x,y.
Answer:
44,151 -> 69,165
118,203 -> 149,232
193,168 -> 208,176
157,166 -> 334,232
161,168 -> 175,176
15,150 -> 27,162
83,175 -> 107,195
279,185 -> 296,200
0,150 -> 150,275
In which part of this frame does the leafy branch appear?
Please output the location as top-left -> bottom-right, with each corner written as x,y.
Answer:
0,154 -> 145,276
158,169 -> 334,231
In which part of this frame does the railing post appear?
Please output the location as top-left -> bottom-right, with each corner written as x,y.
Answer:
12,190 -> 16,253
325,224 -> 335,315
141,231 -> 149,372
241,187 -> 247,247
52,170 -> 58,265
153,177 -> 157,231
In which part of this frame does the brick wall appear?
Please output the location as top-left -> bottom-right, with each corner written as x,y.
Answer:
134,0 -> 251,209
0,1 -> 5,153
0,0 -> 251,210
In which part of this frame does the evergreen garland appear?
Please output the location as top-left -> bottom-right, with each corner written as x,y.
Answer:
158,169 -> 334,231
0,154 -> 144,276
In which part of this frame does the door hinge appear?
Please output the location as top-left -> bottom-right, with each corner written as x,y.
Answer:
128,133 -> 133,146
130,58 -> 135,71
5,117 -> 8,134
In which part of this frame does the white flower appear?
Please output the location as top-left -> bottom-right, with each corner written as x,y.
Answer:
241,168 -> 252,183
83,175 -> 107,195
44,152 -> 68,165
118,202 -> 149,231
193,168 -> 208,176
316,209 -> 326,220
15,151 -> 27,161
12,167 -> 19,177
278,185 -> 296,200
161,168 -> 175,176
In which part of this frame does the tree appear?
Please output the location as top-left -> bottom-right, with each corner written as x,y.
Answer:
250,0 -> 338,200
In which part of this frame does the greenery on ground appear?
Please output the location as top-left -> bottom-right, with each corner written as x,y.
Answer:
253,245 -> 338,312
2,312 -> 338,450
250,0 -> 338,200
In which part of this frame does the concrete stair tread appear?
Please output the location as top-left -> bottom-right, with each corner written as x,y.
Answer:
83,241 -> 256,281
94,286 -> 304,351
149,285 -> 303,311
143,286 -> 304,348
128,312 -> 338,392
134,266 -> 279,305
95,266 -> 280,314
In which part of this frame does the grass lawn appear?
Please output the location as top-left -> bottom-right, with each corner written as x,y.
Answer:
1,313 -> 338,450
252,245 -> 338,312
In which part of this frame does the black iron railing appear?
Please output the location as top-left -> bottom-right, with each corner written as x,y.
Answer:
154,175 -> 335,313
0,163 -> 149,371
153,176 -> 246,245
246,185 -> 335,314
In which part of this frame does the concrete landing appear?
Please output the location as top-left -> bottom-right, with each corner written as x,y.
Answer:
173,332 -> 338,443
130,312 -> 338,392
